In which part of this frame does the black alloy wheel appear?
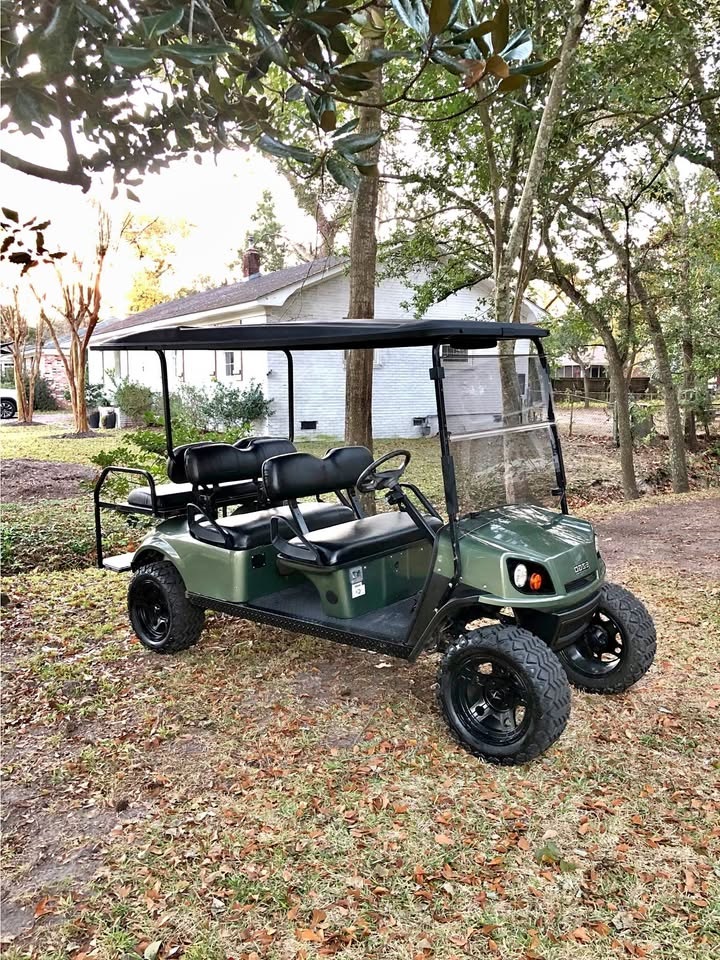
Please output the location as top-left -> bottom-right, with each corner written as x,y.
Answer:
437,625 -> 571,765
559,582 -> 656,693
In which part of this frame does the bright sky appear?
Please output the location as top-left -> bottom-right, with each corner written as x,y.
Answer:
1,130 -> 318,321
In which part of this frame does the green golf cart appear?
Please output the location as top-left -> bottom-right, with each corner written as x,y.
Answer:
94,319 -> 656,764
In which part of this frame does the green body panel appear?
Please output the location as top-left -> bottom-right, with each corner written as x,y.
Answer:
134,519 -> 302,601
298,541 -> 433,619
435,506 -> 604,611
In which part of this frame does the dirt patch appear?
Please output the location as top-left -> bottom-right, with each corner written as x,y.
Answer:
595,494 -> 720,578
1,459 -> 96,502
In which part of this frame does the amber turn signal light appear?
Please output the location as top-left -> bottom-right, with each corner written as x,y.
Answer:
529,572 -> 543,591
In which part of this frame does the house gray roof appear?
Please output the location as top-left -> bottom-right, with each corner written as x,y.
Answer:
97,255 -> 345,339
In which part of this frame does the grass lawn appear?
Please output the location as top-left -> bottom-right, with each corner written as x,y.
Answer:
2,555 -> 719,959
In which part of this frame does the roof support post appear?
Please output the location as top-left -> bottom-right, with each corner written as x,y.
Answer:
431,343 -> 461,581
155,349 -> 174,460
283,349 -> 294,441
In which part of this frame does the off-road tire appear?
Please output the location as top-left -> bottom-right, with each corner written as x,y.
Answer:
437,625 -> 571,765
128,561 -> 204,654
559,582 -> 656,693
1,398 -> 17,419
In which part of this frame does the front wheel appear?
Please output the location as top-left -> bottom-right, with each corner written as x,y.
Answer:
558,582 -> 656,693
437,625 -> 571,765
128,561 -> 205,654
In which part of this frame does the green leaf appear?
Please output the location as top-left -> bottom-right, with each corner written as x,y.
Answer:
430,49 -> 465,75
257,133 -> 316,165
327,155 -> 358,190
76,1 -> 113,29
498,73 -> 527,92
2,208 -> 19,223
389,0 -> 428,37
429,0 -> 452,35
453,19 -> 494,43
104,46 -> 156,69
141,7 -> 183,40
501,28 -> 532,61
491,1 -> 509,54
333,117 -> 359,136
511,56 -> 559,77
366,48 -> 413,63
317,95 -> 337,131
161,43 -> 233,66
333,131 -> 381,155
285,83 -> 304,101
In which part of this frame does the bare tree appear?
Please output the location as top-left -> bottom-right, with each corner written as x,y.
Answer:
0,290 -> 45,424
37,210 -> 110,434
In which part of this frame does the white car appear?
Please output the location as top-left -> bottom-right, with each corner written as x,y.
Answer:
1,387 -> 18,419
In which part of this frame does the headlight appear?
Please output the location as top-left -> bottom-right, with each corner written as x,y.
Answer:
513,563 -> 528,589
594,534 -> 600,555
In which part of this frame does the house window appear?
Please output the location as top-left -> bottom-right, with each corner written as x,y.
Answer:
225,351 -> 242,377
590,365 -> 606,379
442,345 -> 468,362
300,420 -> 317,430
561,365 -> 575,378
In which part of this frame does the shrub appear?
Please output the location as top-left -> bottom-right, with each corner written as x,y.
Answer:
86,382 -> 111,408
113,378 -> 159,422
171,380 -> 272,432
33,376 -> 59,411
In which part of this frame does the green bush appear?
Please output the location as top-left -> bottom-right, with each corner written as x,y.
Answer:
0,371 -> 59,410
112,378 -> 159,422
86,382 -> 111,408
171,380 -> 272,432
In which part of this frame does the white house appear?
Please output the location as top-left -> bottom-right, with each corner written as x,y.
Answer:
89,256 -> 544,439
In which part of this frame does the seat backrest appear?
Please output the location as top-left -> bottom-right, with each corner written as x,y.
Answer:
167,441 -> 215,484
234,436 -> 296,466
263,446 -> 373,501
185,443 -> 261,487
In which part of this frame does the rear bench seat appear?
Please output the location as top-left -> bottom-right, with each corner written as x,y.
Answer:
126,437 -> 295,513
183,444 -> 363,549
262,449 -> 442,568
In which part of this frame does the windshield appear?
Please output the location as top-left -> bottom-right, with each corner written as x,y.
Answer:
441,340 -> 563,515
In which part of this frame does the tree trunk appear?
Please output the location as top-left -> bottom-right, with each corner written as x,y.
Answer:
12,351 -> 30,423
638,294 -> 689,492
682,335 -> 698,450
345,12 -> 383,507
604,340 -> 639,499
580,363 -> 591,408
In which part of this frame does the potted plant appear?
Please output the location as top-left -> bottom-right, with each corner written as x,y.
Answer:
113,378 -> 158,428
86,383 -> 109,429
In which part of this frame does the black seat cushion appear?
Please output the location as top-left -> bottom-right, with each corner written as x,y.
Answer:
192,501 -> 355,550
128,480 -> 256,513
282,511 -> 443,567
263,446 -> 373,502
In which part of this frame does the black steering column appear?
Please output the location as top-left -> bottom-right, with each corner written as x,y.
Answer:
356,449 -> 443,541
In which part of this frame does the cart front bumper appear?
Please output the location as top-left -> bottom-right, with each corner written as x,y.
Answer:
514,589 -> 601,650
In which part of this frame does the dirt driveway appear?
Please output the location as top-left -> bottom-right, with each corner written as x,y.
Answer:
2,459 -> 96,502
593,494 -> 720,579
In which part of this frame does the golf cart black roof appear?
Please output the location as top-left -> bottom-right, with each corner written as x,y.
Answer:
94,318 -> 548,352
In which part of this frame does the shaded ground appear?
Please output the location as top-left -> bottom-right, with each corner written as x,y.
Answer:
2,492 -> 719,959
595,495 -> 720,579
2,459 -> 96,502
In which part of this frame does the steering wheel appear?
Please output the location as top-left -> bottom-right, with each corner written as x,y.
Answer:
356,449 -> 411,493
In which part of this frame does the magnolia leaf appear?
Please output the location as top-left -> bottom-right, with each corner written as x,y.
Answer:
429,0 -> 452,35
431,49 -> 465,75
461,58 -> 486,88
491,1 -> 509,54
511,56 -> 560,76
389,0 -> 428,37
2,208 -> 19,223
366,48 -> 413,63
257,133 -> 316,165
76,0 -> 113,28
326,155 -> 358,190
317,95 -> 337,131
498,73 -> 527,92
143,941 -> 162,960
161,42 -> 233,66
141,8 -> 183,40
333,117 -> 359,136
454,19 -> 494,42
333,131 -> 381,154
501,28 -> 532,61
104,46 -> 156,69
486,54 -> 509,78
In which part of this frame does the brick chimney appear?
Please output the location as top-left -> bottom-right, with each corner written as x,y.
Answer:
243,238 -> 261,279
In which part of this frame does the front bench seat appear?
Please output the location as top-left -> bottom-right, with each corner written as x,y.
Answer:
262,446 -> 442,568
127,437 -> 295,513
282,511 -> 443,567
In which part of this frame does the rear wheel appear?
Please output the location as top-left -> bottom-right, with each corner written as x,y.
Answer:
1,398 -> 17,419
558,582 -> 656,693
437,625 -> 571,765
128,561 -> 204,654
